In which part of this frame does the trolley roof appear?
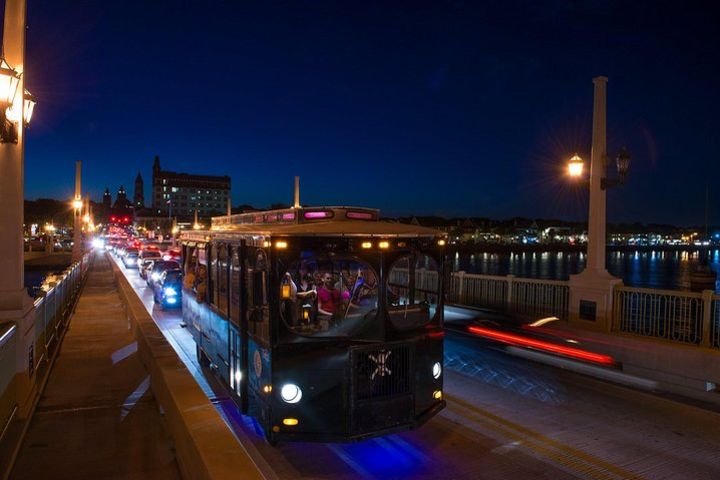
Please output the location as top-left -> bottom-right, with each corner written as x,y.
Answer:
184,206 -> 444,239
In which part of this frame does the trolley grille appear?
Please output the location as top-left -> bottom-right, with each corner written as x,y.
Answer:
351,343 -> 412,401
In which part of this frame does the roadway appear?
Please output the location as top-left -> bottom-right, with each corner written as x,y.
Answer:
112,252 -> 720,480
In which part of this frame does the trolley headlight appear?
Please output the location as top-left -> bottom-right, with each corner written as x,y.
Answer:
280,383 -> 302,404
432,362 -> 442,379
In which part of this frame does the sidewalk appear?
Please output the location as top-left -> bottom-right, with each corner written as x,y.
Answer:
10,254 -> 180,480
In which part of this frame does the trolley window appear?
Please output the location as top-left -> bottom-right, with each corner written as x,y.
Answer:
230,247 -> 241,326
217,244 -> 229,316
210,245 -> 219,308
279,254 -> 378,337
387,254 -> 440,330
246,247 -> 269,342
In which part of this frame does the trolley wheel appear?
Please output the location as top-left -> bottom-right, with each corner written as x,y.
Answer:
197,344 -> 211,368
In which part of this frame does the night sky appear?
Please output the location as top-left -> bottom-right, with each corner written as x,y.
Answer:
18,0 -> 720,225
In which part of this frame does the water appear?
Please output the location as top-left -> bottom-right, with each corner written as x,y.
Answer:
452,249 -> 720,293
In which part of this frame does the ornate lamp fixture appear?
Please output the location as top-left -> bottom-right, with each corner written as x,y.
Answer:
0,54 -> 36,143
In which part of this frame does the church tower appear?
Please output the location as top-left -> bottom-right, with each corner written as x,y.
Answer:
102,187 -> 111,208
134,172 -> 144,208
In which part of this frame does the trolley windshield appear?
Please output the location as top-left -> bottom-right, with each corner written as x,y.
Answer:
279,253 -> 378,338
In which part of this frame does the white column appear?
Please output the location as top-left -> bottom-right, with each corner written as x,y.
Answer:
294,176 -> 300,208
568,76 -> 623,330
72,160 -> 82,262
586,76 -> 609,275
0,0 -> 30,314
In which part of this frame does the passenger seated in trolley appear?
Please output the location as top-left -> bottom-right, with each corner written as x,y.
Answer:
317,271 -> 342,330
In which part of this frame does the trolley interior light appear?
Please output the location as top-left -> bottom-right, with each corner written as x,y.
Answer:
378,241 -> 389,249
437,239 -> 446,246
361,241 -> 372,249
283,418 -> 299,426
346,211 -> 374,220
432,362 -> 442,379
433,390 -> 442,400
280,383 -> 302,403
304,211 -> 329,219
276,240 -> 288,249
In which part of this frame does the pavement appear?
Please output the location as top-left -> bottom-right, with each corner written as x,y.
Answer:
10,254 -> 180,480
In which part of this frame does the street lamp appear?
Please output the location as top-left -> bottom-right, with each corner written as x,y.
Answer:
567,147 -> 631,189
566,76 -> 630,328
0,54 -> 20,143
567,154 -> 584,178
72,198 -> 83,211
6,88 -> 36,126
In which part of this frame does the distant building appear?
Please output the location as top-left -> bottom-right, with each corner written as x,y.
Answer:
134,173 -> 144,208
151,155 -> 230,217
102,187 -> 112,208
113,185 -> 132,210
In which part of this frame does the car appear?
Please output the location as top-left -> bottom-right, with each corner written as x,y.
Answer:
153,269 -> 183,309
146,260 -> 181,288
138,250 -> 162,278
122,248 -> 140,268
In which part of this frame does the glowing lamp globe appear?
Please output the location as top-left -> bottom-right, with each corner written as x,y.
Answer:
23,90 -> 36,124
0,57 -> 20,107
5,90 -> 36,125
567,154 -> 584,178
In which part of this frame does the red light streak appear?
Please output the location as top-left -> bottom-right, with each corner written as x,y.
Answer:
467,326 -> 616,366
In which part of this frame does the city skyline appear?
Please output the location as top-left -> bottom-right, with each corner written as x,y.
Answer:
19,0 -> 720,225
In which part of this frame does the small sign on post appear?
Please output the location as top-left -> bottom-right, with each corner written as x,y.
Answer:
579,300 -> 597,321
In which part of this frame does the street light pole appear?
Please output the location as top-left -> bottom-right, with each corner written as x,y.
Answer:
568,76 -> 623,330
0,0 -> 29,313
72,160 -> 83,262
586,76 -> 610,277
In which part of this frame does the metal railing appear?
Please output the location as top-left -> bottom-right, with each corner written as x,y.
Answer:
451,272 -> 569,320
387,265 -> 719,349
711,296 -> 720,350
0,252 -> 90,443
613,286 -> 720,347
511,277 -> 570,321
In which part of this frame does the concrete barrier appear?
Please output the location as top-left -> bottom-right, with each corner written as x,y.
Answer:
110,257 -> 265,480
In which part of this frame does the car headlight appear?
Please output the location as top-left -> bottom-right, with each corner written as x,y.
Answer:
280,383 -> 302,404
432,362 -> 442,379
163,287 -> 178,296
151,272 -> 161,281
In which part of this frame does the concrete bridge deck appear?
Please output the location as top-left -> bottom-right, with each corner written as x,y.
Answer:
9,254 -> 180,480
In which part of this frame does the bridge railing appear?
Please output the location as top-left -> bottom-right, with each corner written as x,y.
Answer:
713,296 -> 720,350
613,286 -> 720,349
0,252 -> 91,445
450,271 -> 569,320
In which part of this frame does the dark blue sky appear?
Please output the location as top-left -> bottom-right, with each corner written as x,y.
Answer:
19,0 -> 720,225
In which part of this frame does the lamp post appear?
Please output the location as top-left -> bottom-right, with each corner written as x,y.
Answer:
0,0 -> 33,313
72,160 -> 83,262
567,76 -> 630,330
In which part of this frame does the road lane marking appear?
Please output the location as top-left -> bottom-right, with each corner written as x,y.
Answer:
446,393 -> 645,480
